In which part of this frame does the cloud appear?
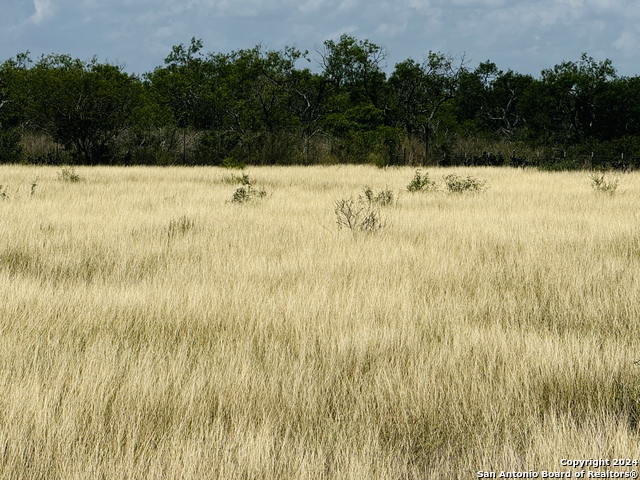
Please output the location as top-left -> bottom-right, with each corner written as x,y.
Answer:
184,0 -> 296,17
30,0 -> 55,24
336,0 -> 360,12
375,22 -> 408,37
2,0 -> 640,77
297,0 -> 331,14
450,0 -> 506,6
613,30 -> 637,54
325,25 -> 359,41
406,0 -> 431,11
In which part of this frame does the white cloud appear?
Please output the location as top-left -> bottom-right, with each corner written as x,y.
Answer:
30,0 -> 54,24
375,22 -> 407,37
155,24 -> 182,39
297,0 -> 332,14
325,25 -> 359,40
407,0 -> 431,10
450,0 -> 506,6
336,0 -> 360,12
3,0 -> 640,77
613,30 -> 637,53
185,0 -> 296,17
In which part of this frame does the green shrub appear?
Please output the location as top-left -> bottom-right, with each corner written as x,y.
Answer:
361,186 -> 394,206
442,173 -> 487,193
407,169 -> 436,192
58,166 -> 83,182
230,185 -> 267,203
228,173 -> 267,203
223,172 -> 253,186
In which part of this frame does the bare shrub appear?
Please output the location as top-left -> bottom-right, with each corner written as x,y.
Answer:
334,197 -> 385,235
589,172 -> 619,195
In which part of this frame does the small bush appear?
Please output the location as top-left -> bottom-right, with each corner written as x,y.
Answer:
58,166 -> 83,183
237,173 -> 252,186
223,172 -> 253,186
228,173 -> 267,204
0,185 -> 8,200
442,173 -> 487,193
334,197 -> 385,235
407,169 -> 436,192
361,186 -> 394,206
230,185 -> 267,203
589,172 -> 619,195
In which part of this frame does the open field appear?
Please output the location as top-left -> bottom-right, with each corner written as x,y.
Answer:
1,165 -> 640,479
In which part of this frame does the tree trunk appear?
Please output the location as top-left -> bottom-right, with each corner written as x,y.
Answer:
423,124 -> 430,165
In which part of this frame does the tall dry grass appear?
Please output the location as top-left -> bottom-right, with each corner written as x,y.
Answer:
1,165 -> 639,479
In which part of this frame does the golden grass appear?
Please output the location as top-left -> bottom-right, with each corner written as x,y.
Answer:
1,165 -> 639,479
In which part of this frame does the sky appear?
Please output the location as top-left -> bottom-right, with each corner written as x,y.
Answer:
2,0 -> 640,78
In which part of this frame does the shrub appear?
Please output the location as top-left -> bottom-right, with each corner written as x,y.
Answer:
589,172 -> 619,195
361,186 -> 394,206
442,173 -> 487,193
237,173 -> 251,186
407,169 -> 436,192
334,197 -> 385,235
58,166 -> 83,182
228,173 -> 267,204
223,172 -> 254,186
230,185 -> 267,203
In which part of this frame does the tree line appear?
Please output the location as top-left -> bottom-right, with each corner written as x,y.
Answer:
2,35 -> 640,169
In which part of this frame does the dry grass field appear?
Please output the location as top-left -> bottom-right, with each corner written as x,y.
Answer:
1,165 -> 640,479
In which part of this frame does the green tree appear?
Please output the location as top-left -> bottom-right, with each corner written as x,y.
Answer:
147,40 -> 304,164
389,53 -> 467,164
26,54 -> 144,164
469,62 -> 534,139
207,45 -> 305,164
145,38 -> 217,131
286,67 -> 330,163
144,38 -> 221,163
246,46 -> 318,163
0,52 -> 34,162
318,35 -> 395,163
534,53 -> 616,144
597,76 -> 640,140
319,34 -> 387,108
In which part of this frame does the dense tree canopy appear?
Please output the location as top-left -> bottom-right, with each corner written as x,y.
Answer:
2,36 -> 640,169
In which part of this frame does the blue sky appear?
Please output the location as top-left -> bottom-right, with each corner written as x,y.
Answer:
2,0 -> 639,78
